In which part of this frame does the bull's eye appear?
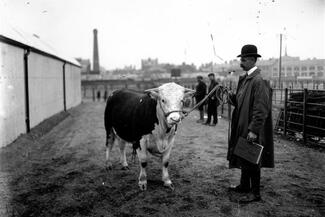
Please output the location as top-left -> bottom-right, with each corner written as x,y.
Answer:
161,99 -> 166,103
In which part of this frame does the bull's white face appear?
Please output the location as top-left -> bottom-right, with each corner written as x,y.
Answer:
146,82 -> 195,127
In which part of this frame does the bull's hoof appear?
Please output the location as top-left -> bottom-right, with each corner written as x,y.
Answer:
138,181 -> 147,191
121,166 -> 129,170
164,182 -> 175,191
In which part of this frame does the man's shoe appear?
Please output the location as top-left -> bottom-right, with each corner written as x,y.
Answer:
237,193 -> 262,204
203,122 -> 210,125
210,123 -> 217,126
196,119 -> 204,123
228,185 -> 250,193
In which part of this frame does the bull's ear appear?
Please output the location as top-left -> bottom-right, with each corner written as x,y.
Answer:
184,88 -> 196,98
144,88 -> 159,99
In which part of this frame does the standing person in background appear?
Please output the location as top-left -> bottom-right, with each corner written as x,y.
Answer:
204,73 -> 219,126
103,90 -> 108,102
227,44 -> 274,203
97,90 -> 101,102
194,76 -> 207,123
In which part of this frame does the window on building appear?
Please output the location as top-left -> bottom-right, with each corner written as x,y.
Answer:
309,66 -> 315,70
286,72 -> 292,77
317,72 -> 323,77
317,66 -> 324,70
287,67 -> 292,71
301,72 -> 307,76
302,66 -> 307,71
281,67 -> 284,71
272,72 -> 278,77
309,72 -> 315,76
294,66 -> 300,71
273,67 -> 277,71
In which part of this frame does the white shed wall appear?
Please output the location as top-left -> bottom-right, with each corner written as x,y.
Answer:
65,64 -> 81,109
28,52 -> 64,128
0,42 -> 26,147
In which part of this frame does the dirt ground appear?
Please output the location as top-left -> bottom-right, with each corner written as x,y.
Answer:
0,102 -> 324,217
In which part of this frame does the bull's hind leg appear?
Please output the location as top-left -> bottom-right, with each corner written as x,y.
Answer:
105,130 -> 115,170
117,138 -> 129,170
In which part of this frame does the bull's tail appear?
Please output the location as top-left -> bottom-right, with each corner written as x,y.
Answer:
104,97 -> 115,169
104,96 -> 116,149
104,95 -> 113,140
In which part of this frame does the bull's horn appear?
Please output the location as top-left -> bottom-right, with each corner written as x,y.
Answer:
145,87 -> 159,98
184,88 -> 196,93
144,87 -> 159,93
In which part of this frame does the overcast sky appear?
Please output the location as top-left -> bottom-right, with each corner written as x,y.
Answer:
1,0 -> 324,69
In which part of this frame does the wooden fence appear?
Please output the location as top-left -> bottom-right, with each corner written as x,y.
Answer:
273,88 -> 325,147
218,82 -> 325,147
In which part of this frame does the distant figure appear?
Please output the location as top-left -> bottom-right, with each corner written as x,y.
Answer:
97,90 -> 101,102
104,90 -> 108,102
204,73 -> 219,126
194,76 -> 207,123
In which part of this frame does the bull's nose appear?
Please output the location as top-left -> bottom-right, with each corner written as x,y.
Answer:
169,114 -> 181,123
170,117 -> 180,122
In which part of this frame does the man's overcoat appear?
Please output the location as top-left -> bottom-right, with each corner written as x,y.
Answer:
195,81 -> 207,102
227,69 -> 274,168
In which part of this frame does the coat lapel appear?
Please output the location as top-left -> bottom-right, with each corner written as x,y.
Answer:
236,68 -> 261,112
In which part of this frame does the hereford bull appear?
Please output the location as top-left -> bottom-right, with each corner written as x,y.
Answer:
104,82 -> 195,190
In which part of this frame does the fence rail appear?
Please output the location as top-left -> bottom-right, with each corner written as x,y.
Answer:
273,88 -> 325,147
218,85 -> 325,148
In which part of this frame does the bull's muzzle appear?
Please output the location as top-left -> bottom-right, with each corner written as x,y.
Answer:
167,112 -> 181,125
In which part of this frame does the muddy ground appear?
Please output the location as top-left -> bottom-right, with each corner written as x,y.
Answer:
0,102 -> 324,217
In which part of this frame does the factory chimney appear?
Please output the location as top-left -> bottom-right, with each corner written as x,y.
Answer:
92,28 -> 100,74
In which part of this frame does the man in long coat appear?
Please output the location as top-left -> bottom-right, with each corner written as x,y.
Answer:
194,76 -> 207,123
227,44 -> 274,203
204,73 -> 219,126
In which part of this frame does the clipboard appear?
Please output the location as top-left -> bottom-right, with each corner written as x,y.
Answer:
234,137 -> 264,164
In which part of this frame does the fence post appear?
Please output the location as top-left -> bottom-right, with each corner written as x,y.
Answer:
284,88 -> 288,136
302,88 -> 308,144
280,86 -> 283,104
220,83 -> 224,115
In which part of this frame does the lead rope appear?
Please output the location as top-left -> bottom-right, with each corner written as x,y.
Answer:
181,85 -> 230,119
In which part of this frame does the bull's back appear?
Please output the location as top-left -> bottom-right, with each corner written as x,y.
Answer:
104,89 -> 158,142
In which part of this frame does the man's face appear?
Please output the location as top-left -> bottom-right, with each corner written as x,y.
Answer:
208,75 -> 214,81
240,57 -> 256,71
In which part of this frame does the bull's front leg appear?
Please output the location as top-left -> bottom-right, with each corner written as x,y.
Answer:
162,146 -> 174,190
137,139 -> 148,191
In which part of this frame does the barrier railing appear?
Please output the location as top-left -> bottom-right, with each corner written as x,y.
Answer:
273,88 -> 325,147
218,86 -> 325,147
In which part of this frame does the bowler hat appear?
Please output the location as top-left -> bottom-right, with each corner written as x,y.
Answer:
237,44 -> 261,58
208,73 -> 215,77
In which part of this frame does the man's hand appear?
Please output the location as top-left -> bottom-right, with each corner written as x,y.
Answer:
247,131 -> 257,142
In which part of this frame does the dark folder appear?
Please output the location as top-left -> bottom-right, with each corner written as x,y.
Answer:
234,137 -> 264,164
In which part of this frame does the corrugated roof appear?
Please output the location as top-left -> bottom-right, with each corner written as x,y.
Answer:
0,22 -> 80,67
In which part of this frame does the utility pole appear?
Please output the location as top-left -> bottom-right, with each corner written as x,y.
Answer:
278,33 -> 282,89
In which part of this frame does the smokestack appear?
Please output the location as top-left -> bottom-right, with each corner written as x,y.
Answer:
92,28 -> 100,74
